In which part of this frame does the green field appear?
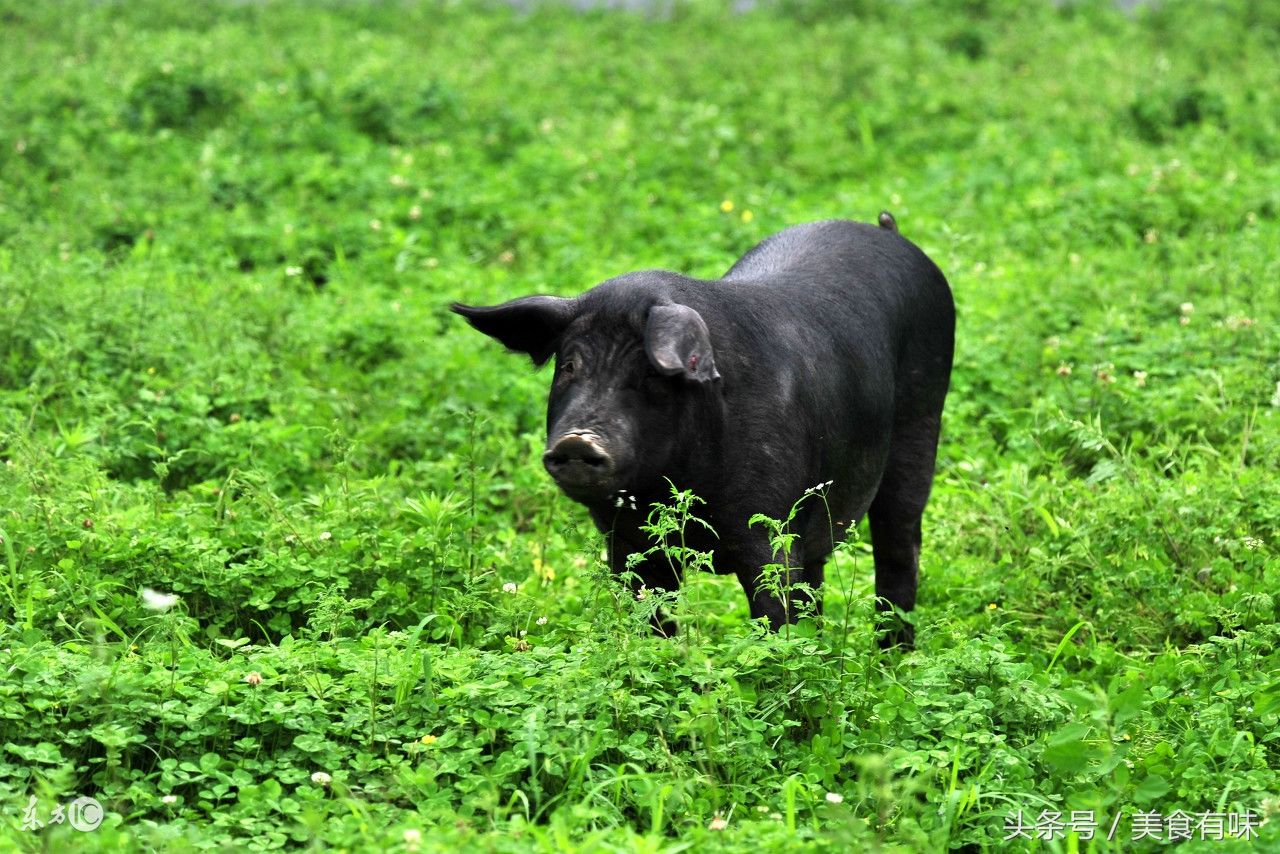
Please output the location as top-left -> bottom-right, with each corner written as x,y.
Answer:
2,0 -> 1279,850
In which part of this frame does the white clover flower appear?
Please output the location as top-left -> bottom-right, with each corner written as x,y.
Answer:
536,616 -> 548,625
708,815 -> 728,831
403,828 -> 422,846
319,531 -> 332,541
1180,302 -> 1194,315
311,771 -> 332,786
502,582 -> 518,594
285,266 -> 302,277
161,794 -> 177,805
1242,536 -> 1263,551
825,792 -> 844,804
142,588 -> 180,611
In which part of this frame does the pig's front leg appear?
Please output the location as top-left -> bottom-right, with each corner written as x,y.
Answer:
733,543 -> 824,631
606,538 -> 681,637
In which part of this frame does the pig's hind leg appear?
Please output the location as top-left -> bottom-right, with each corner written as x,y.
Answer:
867,413 -> 942,649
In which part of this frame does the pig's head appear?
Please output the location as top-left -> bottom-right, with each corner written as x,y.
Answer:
452,279 -> 721,505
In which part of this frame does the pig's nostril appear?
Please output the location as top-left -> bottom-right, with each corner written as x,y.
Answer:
544,434 -> 613,479
578,449 -> 607,467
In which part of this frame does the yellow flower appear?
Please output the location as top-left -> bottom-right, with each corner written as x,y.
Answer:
741,210 -> 754,223
420,734 -> 438,746
987,603 -> 998,610
720,199 -> 734,213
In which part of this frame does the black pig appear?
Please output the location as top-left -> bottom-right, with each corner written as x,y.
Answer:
453,214 -> 954,645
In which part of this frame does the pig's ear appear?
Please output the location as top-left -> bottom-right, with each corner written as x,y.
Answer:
451,296 -> 575,366
644,304 -> 721,383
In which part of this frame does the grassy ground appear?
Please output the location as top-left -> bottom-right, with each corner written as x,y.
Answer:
1,0 -> 1278,850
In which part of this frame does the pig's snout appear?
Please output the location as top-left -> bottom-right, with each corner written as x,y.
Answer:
543,432 -> 615,492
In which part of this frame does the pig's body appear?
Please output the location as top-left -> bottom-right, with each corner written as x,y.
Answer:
454,216 -> 954,644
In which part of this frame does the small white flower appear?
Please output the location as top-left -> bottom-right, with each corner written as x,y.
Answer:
142,588 -> 180,611
502,582 -> 518,594
708,815 -> 728,831
519,629 -> 527,637
1242,536 -> 1263,551
403,828 -> 422,846
1179,302 -> 1195,315
825,791 -> 844,804
536,616 -> 548,625
319,531 -> 332,541
161,794 -> 177,805
285,265 -> 302,277
311,771 -> 332,786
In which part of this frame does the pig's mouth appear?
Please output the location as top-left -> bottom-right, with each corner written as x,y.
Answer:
542,431 -> 620,500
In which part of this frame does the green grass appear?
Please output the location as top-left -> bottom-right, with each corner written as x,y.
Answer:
1,0 -> 1279,850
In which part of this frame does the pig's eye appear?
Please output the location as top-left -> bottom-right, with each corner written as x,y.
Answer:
558,357 -> 577,380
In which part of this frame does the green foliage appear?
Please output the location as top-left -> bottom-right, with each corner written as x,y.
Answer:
1,0 -> 1278,850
